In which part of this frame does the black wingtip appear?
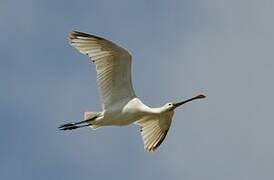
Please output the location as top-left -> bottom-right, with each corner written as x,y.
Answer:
69,31 -> 104,40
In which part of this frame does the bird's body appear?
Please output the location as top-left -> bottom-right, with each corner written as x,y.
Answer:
59,31 -> 206,152
96,98 -> 149,126
89,98 -> 170,127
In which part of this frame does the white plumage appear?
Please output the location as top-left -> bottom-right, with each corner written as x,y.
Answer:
59,31 -> 206,152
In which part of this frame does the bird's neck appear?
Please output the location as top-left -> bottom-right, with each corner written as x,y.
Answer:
135,98 -> 167,114
149,106 -> 168,114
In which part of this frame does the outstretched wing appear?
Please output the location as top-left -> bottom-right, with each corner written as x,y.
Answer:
69,31 -> 136,110
135,112 -> 174,152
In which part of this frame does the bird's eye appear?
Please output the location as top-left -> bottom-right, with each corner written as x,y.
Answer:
168,103 -> 172,106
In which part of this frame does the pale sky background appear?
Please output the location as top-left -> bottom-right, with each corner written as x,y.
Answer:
1,0 -> 274,179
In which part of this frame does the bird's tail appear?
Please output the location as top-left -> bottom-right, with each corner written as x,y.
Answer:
59,111 -> 100,130
84,111 -> 98,121
84,111 -> 101,129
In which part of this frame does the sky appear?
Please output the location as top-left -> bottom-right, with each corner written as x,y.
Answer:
1,0 -> 274,179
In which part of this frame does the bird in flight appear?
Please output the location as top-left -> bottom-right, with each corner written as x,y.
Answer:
59,31 -> 206,152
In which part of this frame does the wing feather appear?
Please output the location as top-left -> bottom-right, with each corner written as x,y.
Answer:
69,31 -> 136,109
135,112 -> 174,152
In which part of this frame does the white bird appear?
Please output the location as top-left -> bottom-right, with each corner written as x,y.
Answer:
59,31 -> 206,152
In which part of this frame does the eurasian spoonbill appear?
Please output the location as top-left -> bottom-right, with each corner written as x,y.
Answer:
59,31 -> 206,152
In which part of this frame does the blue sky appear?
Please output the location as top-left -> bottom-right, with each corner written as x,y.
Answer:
1,0 -> 274,179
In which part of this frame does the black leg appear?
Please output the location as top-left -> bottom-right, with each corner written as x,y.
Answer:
58,116 -> 97,131
58,123 -> 90,130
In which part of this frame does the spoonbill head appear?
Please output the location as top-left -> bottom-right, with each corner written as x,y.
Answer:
161,94 -> 206,112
